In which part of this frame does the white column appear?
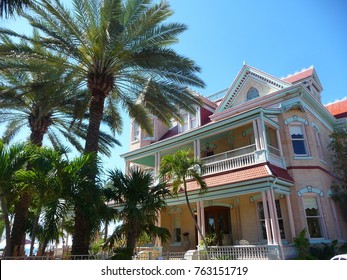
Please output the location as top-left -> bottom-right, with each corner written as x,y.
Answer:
253,119 -> 261,150
270,188 -> 282,246
125,160 -> 130,175
266,189 -> 277,245
196,201 -> 202,244
262,191 -> 273,244
256,118 -> 265,149
194,139 -> 201,159
155,211 -> 162,247
285,194 -> 296,242
200,201 -> 205,237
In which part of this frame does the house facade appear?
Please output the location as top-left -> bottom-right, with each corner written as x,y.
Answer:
121,65 -> 347,258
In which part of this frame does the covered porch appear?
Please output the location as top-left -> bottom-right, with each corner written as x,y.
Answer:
152,172 -> 297,260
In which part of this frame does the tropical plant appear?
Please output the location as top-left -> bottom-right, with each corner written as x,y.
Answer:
104,167 -> 171,259
159,148 -> 209,256
0,141 -> 28,256
0,0 -> 30,18
0,30 -> 121,255
0,0 -> 205,255
328,129 -> 347,218
293,228 -> 311,259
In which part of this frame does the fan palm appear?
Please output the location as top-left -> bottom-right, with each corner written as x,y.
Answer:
160,149 -> 209,257
104,167 -> 171,259
0,0 -> 205,255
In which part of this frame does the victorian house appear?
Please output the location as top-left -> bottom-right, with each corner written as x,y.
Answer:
121,64 -> 347,259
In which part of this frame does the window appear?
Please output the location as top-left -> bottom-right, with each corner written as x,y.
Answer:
143,118 -> 155,140
131,122 -> 140,142
246,87 -> 259,101
289,125 -> 309,156
313,126 -> 324,160
303,196 -> 323,238
179,111 -> 198,133
257,200 -> 285,240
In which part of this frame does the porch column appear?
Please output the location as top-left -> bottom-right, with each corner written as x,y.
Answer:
196,201 -> 202,244
194,139 -> 201,159
200,201 -> 205,237
262,191 -> 273,244
285,194 -> 296,242
155,211 -> 162,247
270,188 -> 282,246
154,152 -> 161,177
125,160 -> 130,175
253,120 -> 261,150
266,189 -> 278,245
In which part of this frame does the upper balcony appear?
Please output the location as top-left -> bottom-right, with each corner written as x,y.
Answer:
127,121 -> 286,179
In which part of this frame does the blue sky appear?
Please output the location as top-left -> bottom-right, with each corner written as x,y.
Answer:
1,0 -> 346,175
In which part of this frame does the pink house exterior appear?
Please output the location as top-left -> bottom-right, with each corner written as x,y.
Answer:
121,65 -> 347,259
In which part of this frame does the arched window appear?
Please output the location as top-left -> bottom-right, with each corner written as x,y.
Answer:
246,87 -> 259,101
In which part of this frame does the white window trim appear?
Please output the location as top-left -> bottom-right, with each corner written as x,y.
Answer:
143,118 -> 156,141
289,123 -> 310,157
178,108 -> 199,133
131,121 -> 140,143
302,194 -> 327,240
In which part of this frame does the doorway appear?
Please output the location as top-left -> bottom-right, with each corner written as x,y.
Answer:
204,206 -> 232,245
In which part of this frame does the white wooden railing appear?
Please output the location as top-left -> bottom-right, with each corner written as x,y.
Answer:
203,153 -> 257,175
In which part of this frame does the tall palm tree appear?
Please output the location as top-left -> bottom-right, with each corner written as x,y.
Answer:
0,0 -> 205,255
160,149 -> 209,256
104,167 -> 171,259
0,0 -> 30,18
0,141 -> 28,256
0,32 -> 121,255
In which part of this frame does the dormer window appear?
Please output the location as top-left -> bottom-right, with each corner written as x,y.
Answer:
178,108 -> 199,133
246,87 -> 259,101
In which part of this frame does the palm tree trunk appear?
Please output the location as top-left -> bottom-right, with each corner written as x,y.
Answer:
71,206 -> 91,256
183,178 -> 209,259
10,191 -> 31,256
71,90 -> 107,255
84,94 -> 106,154
10,129 -> 45,256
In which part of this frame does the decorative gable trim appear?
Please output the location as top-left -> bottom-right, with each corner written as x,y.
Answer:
217,65 -> 291,113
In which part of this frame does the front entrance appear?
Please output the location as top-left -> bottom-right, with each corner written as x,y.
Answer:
205,206 -> 232,245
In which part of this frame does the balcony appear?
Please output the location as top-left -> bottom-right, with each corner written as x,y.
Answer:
201,144 -> 284,176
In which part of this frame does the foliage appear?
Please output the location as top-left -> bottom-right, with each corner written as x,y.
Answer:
328,129 -> 347,203
293,228 -> 311,259
309,240 -> 347,260
160,148 -> 209,257
0,140 -> 28,256
0,0 -> 30,18
104,167 -> 171,259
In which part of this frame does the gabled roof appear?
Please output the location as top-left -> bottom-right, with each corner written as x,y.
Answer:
282,66 -> 323,92
325,98 -> 347,119
282,67 -> 314,83
215,64 -> 291,114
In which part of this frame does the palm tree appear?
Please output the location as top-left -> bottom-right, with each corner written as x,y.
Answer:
0,32 -> 121,255
0,0 -> 205,255
0,141 -> 28,256
0,0 -> 30,18
159,148 -> 209,256
104,167 -> 171,259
